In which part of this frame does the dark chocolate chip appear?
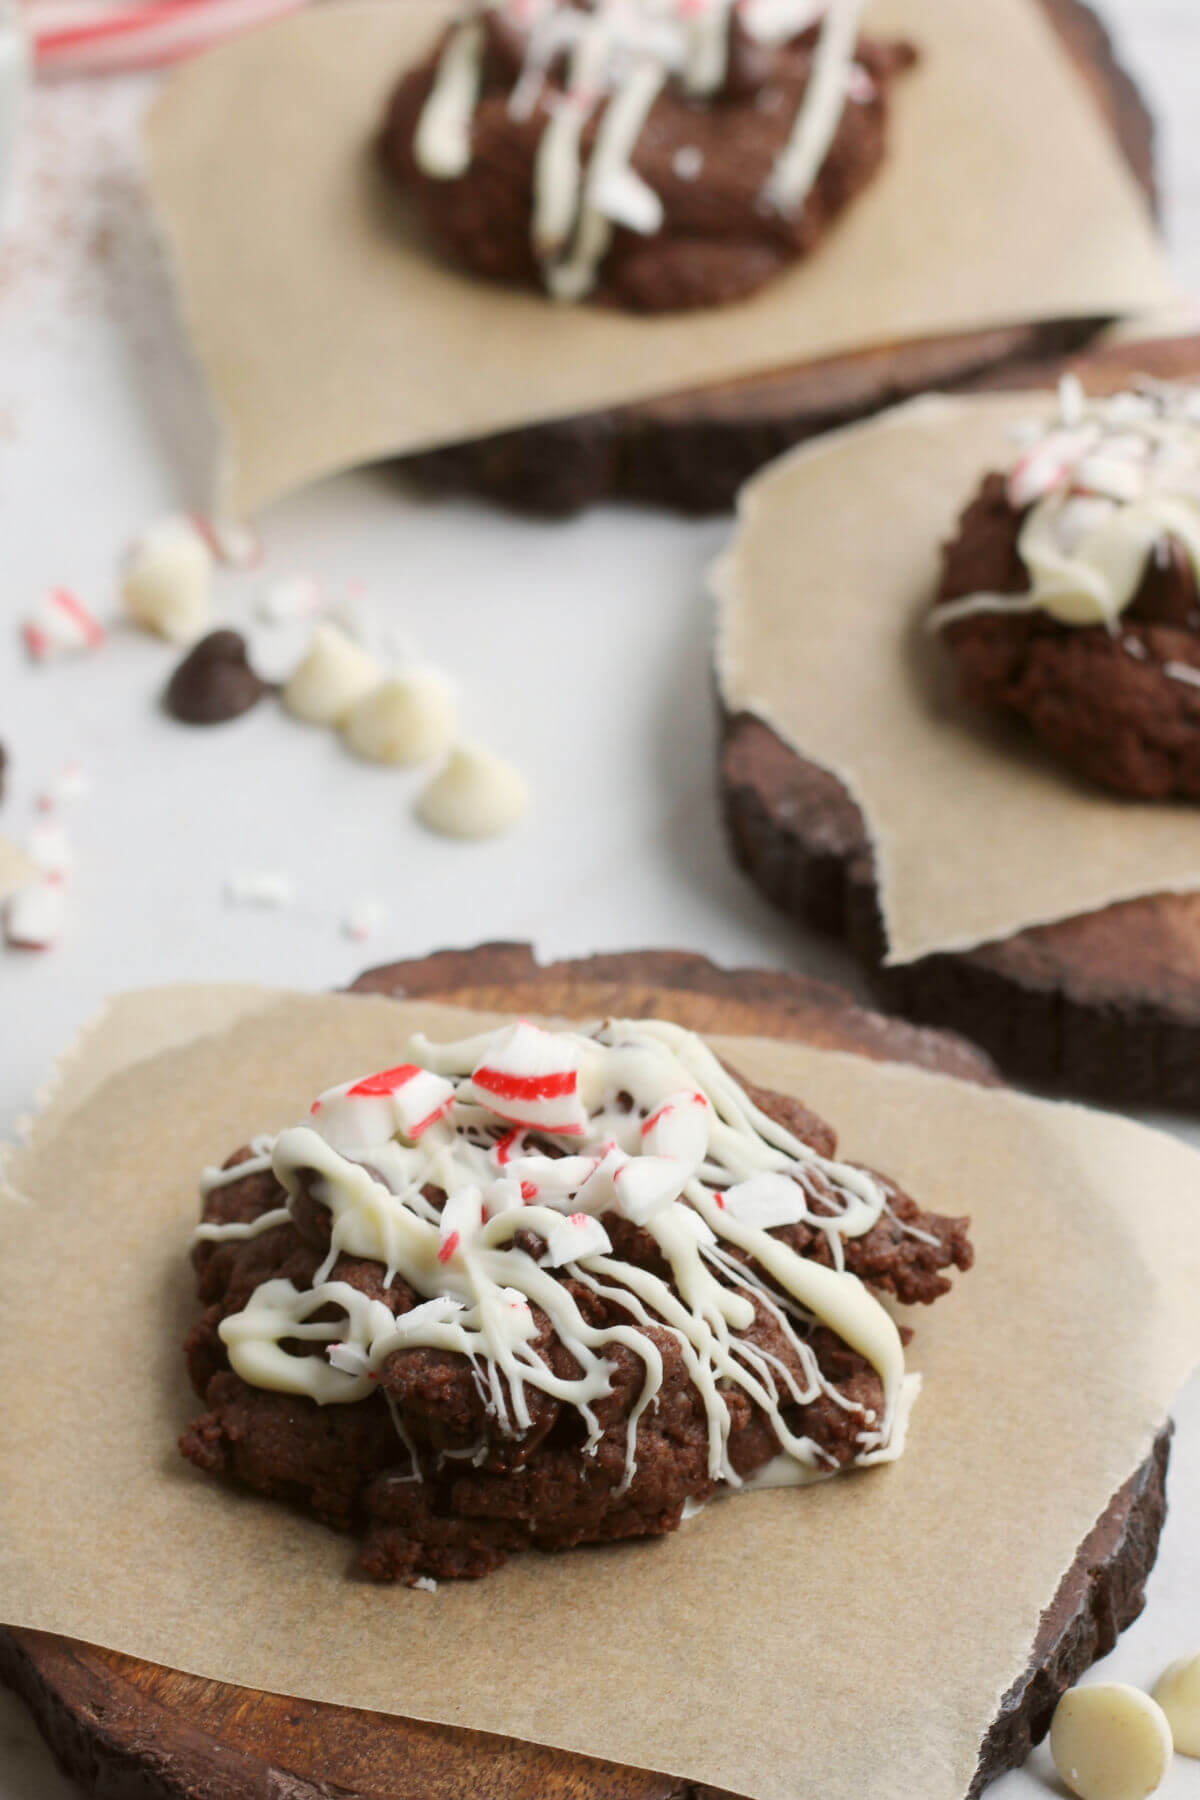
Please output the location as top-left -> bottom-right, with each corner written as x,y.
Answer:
164,629 -> 269,726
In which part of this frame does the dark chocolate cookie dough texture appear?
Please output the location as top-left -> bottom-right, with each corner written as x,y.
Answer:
931,379 -> 1200,800
380,0 -> 914,313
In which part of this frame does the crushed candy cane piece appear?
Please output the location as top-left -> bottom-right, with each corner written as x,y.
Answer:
721,1171 -> 807,1230
342,671 -> 457,766
4,878 -> 67,950
122,516 -> 213,643
258,574 -> 324,624
26,818 -> 72,876
38,763 -> 90,809
470,1022 -> 588,1135
342,897 -> 389,943
22,589 -> 105,661
437,1187 -> 483,1264
410,1576 -> 438,1593
640,1089 -> 710,1169
191,515 -> 262,569
311,1064 -> 455,1153
609,1154 -> 689,1224
283,623 -> 381,726
544,1211 -> 612,1268
327,1341 -> 371,1378
224,870 -> 295,909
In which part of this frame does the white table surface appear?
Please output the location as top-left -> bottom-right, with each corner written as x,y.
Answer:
1,4 -> 1199,1795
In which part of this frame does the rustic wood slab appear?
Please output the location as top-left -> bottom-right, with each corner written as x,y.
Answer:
398,0 -> 1156,515
718,334 -> 1200,1107
0,945 -> 1171,1799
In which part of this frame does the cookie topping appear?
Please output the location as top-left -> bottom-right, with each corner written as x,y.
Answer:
199,1017 -> 922,1490
414,0 -> 869,300
933,379 -> 1200,633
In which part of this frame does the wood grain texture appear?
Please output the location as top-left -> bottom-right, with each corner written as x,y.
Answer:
718,333 -> 1200,1106
0,945 -> 1171,1800
397,0 -> 1156,515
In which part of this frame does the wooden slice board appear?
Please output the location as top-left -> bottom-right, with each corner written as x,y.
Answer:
0,944 -> 1171,1800
718,333 -> 1200,1107
397,0 -> 1156,515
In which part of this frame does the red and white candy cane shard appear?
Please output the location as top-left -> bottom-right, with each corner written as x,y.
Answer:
312,1063 -> 456,1153
309,1079 -> 399,1156
4,878 -> 67,951
26,818 -> 73,878
32,0 -> 309,76
469,1021 -> 588,1135
21,589 -> 105,662
504,1153 -> 595,1208
543,1211 -> 613,1269
438,1185 -> 484,1262
1006,427 -> 1097,511
189,514 -> 262,570
720,1171 -> 809,1230
610,1154 -> 689,1225
346,1064 -> 456,1140
639,1089 -> 710,1170
38,763 -> 90,811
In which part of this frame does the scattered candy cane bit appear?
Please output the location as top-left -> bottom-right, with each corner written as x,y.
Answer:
21,589 -> 105,663
4,877 -> 67,951
37,762 -> 91,810
257,574 -> 325,626
26,818 -> 73,877
223,870 -> 296,909
341,897 -> 389,943
32,0 -> 310,76
409,1576 -> 438,1593
1165,660 -> 1200,690
190,515 -> 262,570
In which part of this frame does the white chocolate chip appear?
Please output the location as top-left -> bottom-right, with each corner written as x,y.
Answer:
121,517 -> 213,643
1153,1654 -> 1200,1756
342,671 -> 457,766
282,623 -> 381,726
416,743 -> 529,840
1050,1683 -> 1173,1800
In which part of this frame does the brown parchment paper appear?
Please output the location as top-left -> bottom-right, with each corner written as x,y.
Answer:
5,989 -> 1200,1800
142,0 -> 1176,517
714,391 -> 1200,964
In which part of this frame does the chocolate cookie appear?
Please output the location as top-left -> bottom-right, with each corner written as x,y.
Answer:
931,381 -> 1200,800
380,0 -> 915,313
180,1017 -> 971,1582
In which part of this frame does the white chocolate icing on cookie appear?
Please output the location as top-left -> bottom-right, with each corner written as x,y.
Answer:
413,0 -> 864,300
933,379 -> 1200,633
199,1018 -> 928,1492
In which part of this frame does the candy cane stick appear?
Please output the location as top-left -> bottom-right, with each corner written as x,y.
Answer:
32,0 -> 308,76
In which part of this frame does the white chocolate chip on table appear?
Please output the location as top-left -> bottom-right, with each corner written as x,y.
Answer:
121,516 -> 213,643
1154,1653 -> 1200,1757
1050,1683 -> 1173,1800
417,743 -> 529,839
342,671 -> 457,766
282,623 -> 381,726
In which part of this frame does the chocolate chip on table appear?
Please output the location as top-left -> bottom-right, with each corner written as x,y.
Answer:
164,630 -> 269,726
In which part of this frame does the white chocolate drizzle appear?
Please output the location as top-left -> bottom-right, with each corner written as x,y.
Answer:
198,1020 -> 929,1493
413,0 -> 866,300
932,378 -> 1200,634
